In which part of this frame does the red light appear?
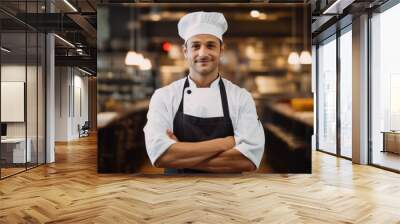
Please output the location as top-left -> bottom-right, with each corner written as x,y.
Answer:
162,42 -> 171,52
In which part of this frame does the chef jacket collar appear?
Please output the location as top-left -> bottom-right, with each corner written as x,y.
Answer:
187,75 -> 221,89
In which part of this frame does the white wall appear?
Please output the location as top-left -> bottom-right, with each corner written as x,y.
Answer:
55,67 -> 89,141
55,67 -> 69,141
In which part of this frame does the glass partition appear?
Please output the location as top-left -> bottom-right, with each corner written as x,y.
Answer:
0,1 -> 46,179
1,30 -> 28,177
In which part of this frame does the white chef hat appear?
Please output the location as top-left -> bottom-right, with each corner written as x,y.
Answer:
178,11 -> 228,43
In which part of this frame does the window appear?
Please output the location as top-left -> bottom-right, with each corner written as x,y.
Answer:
339,28 -> 352,158
317,36 -> 337,154
370,2 -> 400,171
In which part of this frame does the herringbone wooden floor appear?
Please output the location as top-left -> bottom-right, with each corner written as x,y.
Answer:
1,135 -> 400,224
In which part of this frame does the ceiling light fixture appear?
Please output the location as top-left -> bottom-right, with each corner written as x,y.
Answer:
54,34 -> 75,48
125,51 -> 144,66
288,52 -> 300,65
299,51 -> 312,64
150,14 -> 161,21
139,58 -> 152,71
1,47 -> 11,53
125,6 -> 146,67
300,4 -> 312,65
78,67 -> 93,76
258,13 -> 267,20
288,6 -> 300,65
63,0 -> 78,12
322,0 -> 355,15
250,10 -> 260,18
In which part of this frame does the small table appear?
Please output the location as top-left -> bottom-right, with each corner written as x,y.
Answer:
1,138 -> 32,163
381,131 -> 400,154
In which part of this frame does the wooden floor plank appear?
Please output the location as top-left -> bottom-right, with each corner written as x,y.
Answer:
0,135 -> 399,223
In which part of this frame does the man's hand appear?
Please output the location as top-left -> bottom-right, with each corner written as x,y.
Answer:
191,148 -> 257,173
155,131 -> 237,168
162,131 -> 255,173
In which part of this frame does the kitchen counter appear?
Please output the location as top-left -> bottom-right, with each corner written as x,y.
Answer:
97,100 -> 150,129
268,103 -> 313,128
97,99 -> 150,173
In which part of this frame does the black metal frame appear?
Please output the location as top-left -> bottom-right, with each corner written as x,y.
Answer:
367,10 -> 373,167
315,44 -> 319,152
25,0 -> 28,172
0,19 -> 2,179
336,22 -> 341,158
44,0 -> 47,166
338,24 -> 353,161
315,19 -> 353,162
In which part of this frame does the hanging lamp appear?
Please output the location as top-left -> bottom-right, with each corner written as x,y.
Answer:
125,7 -> 144,66
300,4 -> 312,64
288,6 -> 300,65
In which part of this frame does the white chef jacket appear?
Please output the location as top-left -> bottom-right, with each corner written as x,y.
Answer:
143,76 -> 265,168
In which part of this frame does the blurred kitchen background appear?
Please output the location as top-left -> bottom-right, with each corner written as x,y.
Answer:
97,3 -> 313,174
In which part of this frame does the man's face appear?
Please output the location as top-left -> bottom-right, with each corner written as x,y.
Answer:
183,34 -> 224,76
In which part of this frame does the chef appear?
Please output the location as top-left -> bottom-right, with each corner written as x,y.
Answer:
143,11 -> 265,174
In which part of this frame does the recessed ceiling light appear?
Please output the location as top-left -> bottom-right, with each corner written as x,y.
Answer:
1,47 -> 11,53
54,34 -> 75,48
323,0 -> 354,15
78,67 -> 93,76
63,0 -> 78,12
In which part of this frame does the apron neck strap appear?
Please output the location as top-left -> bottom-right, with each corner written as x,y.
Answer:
218,77 -> 230,119
177,76 -> 190,112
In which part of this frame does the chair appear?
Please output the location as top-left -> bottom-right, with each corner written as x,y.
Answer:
79,121 -> 90,138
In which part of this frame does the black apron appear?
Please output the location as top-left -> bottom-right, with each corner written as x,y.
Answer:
165,76 -> 234,174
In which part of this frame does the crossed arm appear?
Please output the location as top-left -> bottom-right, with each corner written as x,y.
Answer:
154,130 -> 256,173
